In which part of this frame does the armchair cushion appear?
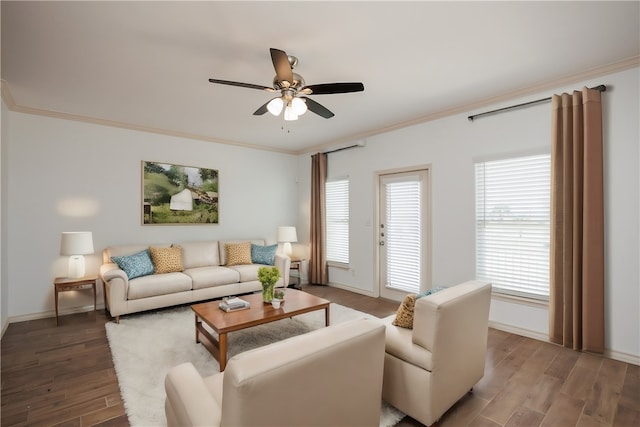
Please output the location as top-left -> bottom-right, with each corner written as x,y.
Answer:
383,315 -> 433,371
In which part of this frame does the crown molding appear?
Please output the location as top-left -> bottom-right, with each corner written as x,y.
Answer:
0,80 -> 297,155
300,56 -> 640,155
4,55 -> 639,157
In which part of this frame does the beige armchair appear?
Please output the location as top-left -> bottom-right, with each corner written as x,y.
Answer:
165,318 -> 386,427
381,280 -> 492,426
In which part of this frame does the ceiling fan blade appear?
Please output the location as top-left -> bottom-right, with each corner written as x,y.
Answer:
302,82 -> 364,95
208,78 -> 274,92
302,97 -> 334,119
270,48 -> 293,86
253,97 -> 280,116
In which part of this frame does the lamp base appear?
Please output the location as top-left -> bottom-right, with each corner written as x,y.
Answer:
283,242 -> 292,256
68,255 -> 86,279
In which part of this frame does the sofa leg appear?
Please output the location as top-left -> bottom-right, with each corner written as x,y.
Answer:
115,316 -> 120,324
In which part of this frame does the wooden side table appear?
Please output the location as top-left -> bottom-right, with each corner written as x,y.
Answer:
54,275 -> 98,325
289,258 -> 306,289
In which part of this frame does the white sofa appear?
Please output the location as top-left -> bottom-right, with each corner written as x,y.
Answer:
381,280 -> 492,426
99,239 -> 290,322
165,318 -> 386,427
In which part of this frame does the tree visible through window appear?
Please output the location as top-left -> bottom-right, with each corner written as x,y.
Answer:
475,154 -> 551,299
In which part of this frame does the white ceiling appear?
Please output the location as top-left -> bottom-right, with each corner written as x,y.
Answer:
2,1 -> 639,154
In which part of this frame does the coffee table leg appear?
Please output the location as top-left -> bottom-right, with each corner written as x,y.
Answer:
219,333 -> 228,371
325,305 -> 330,326
195,315 -> 200,343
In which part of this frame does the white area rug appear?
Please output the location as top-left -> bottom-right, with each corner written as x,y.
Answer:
105,302 -> 405,427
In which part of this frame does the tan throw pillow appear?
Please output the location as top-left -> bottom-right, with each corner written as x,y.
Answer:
392,294 -> 417,329
225,242 -> 252,266
149,246 -> 184,274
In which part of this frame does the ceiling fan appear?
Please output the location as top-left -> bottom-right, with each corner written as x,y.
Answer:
208,48 -> 364,121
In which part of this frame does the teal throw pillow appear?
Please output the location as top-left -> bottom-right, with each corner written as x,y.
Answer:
251,244 -> 278,265
416,286 -> 445,299
111,249 -> 155,280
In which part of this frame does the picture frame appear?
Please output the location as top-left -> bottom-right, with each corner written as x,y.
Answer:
142,161 -> 219,225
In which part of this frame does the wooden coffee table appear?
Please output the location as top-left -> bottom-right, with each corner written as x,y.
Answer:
191,289 -> 331,371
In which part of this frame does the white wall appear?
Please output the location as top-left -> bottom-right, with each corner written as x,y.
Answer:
297,67 -> 640,363
5,113 -> 299,320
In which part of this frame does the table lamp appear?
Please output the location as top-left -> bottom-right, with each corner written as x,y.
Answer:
277,226 -> 297,256
60,231 -> 94,278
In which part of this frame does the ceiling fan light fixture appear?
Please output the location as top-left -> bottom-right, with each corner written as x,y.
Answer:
291,97 -> 307,116
267,97 -> 284,116
284,105 -> 298,121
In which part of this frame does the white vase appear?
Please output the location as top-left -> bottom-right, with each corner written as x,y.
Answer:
272,299 -> 281,309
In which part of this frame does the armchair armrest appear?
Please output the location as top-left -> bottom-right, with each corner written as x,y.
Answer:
165,363 -> 221,427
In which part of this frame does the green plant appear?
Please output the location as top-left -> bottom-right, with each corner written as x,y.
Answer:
273,289 -> 285,300
257,266 -> 280,286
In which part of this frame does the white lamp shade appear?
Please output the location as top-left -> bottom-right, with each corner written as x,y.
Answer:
291,97 -> 307,115
267,97 -> 284,116
60,232 -> 94,255
277,226 -> 298,243
283,105 -> 298,121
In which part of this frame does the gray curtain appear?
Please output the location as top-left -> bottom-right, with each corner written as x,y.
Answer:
310,153 -> 328,285
549,87 -> 604,353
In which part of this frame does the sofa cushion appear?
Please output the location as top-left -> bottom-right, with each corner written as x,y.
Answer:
127,272 -> 192,300
251,244 -> 277,265
111,249 -> 155,280
149,246 -> 184,274
180,241 -> 220,269
225,242 -> 252,266
226,264 -> 263,283
183,266 -> 241,290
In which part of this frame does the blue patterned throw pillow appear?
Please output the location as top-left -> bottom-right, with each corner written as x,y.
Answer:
111,249 -> 155,279
416,286 -> 445,299
251,244 -> 278,265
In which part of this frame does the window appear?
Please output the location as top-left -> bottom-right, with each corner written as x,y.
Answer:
381,172 -> 425,294
475,154 -> 550,299
326,178 -> 349,265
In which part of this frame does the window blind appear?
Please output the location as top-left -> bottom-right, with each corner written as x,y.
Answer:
475,154 -> 550,299
326,179 -> 349,264
383,175 -> 422,293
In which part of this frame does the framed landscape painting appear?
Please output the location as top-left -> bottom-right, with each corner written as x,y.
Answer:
142,161 -> 219,225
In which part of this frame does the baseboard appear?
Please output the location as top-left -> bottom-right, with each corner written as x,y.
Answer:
489,320 -> 550,343
604,349 -> 640,366
327,282 -> 377,298
7,303 -> 106,324
489,320 -> 640,366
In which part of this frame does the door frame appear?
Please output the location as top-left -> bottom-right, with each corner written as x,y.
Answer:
373,164 -> 432,301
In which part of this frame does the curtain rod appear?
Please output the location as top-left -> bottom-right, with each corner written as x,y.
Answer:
323,143 -> 363,154
467,84 -> 607,122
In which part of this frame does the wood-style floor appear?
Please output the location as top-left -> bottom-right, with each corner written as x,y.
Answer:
1,285 -> 638,427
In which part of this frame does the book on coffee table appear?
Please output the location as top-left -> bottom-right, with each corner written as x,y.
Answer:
219,297 -> 250,312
